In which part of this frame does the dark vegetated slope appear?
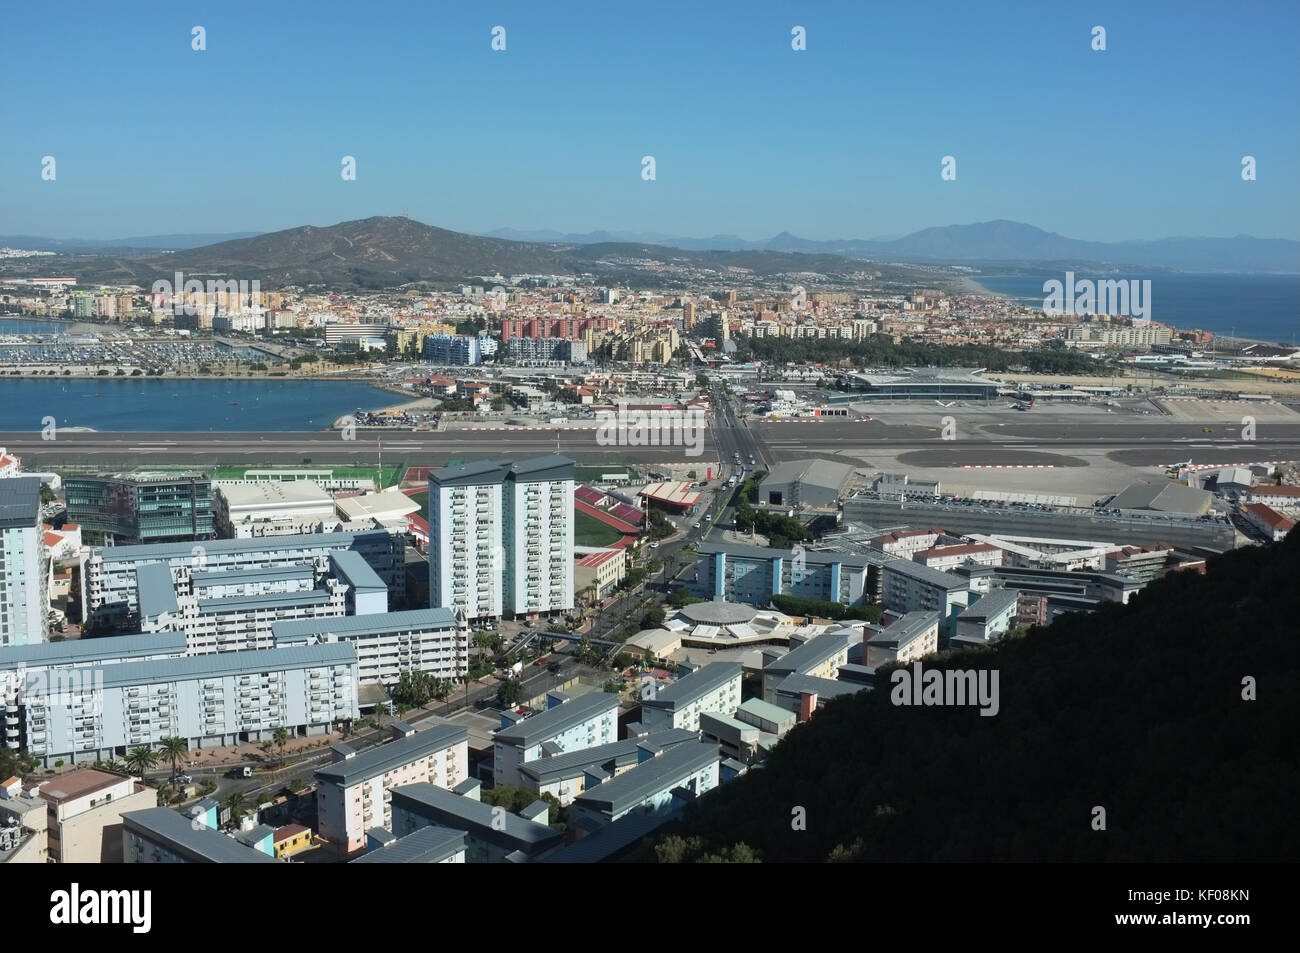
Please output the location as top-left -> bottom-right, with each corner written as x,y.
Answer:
649,531 -> 1299,862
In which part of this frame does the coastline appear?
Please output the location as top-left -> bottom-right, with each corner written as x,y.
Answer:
958,276 -> 1281,348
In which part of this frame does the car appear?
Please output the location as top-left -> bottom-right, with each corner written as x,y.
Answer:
650,541 -> 660,548
693,522 -> 702,529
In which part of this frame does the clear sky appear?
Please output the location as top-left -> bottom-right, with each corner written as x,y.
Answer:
2,0 -> 1297,242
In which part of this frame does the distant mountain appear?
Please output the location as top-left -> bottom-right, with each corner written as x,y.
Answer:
483,219 -> 1300,273
30,217 -> 891,289
0,232 -> 262,252
17,217 -> 1296,288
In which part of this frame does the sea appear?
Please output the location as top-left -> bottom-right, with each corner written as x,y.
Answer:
0,316 -> 73,334
0,378 -> 400,432
974,273 -> 1300,345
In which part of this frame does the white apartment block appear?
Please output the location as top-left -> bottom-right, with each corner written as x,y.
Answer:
870,530 -> 941,560
84,529 -> 405,629
640,662 -> 742,732
864,611 -> 942,668
136,559 -> 348,655
881,559 -> 972,621
1,632 -> 189,752
0,478 -> 48,648
271,609 -> 469,687
315,724 -> 469,855
493,691 -> 619,787
913,543 -> 1004,572
429,455 -> 575,621
20,643 -> 359,767
569,741 -> 721,829
761,633 -> 852,703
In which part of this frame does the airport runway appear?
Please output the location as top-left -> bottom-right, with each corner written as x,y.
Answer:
5,415 -> 1300,470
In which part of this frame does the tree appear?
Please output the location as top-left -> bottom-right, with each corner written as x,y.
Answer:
497,679 -> 524,707
160,736 -> 188,780
125,746 -> 158,778
222,790 -> 247,829
640,606 -> 666,630
271,727 -> 290,768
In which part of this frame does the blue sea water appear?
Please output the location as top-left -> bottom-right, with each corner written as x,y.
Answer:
0,317 -> 72,334
975,273 -> 1300,345
0,378 -> 400,431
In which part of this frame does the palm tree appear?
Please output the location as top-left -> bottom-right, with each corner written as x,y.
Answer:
222,790 -> 246,829
125,746 -> 158,778
160,736 -> 188,781
271,727 -> 290,768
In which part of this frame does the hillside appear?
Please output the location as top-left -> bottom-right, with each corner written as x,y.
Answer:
19,217 -> 907,290
645,531 -> 1300,862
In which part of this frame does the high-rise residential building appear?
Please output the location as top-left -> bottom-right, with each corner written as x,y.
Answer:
0,478 -> 47,648
65,471 -> 214,545
428,461 -> 507,621
503,456 -> 575,618
422,333 -> 497,365
428,456 -> 574,622
682,299 -> 696,330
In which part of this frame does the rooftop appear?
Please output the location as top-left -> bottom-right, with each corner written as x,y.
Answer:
518,729 -> 698,784
329,550 -> 387,593
493,692 -> 619,747
389,784 -> 563,851
643,662 -> 741,712
92,529 -> 395,565
315,725 -> 468,786
122,807 -> 278,863
39,768 -> 124,804
764,633 -> 848,677
350,824 -> 466,864
572,742 -> 721,817
678,600 -> 757,626
883,558 -> 969,590
24,643 -> 358,696
0,630 -> 187,669
272,608 -> 459,642
0,477 -> 40,530
136,562 -> 180,619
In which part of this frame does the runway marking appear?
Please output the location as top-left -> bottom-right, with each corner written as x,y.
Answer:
1160,459 -> 1299,471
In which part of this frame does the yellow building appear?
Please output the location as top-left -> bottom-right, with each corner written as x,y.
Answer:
273,824 -> 313,859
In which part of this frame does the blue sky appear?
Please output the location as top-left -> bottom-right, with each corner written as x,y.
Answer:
2,0 -> 1297,242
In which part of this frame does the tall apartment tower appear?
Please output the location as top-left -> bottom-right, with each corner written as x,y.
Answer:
428,461 -> 509,622
682,299 -> 696,331
0,478 -> 48,647
503,456 -> 575,618
428,456 -> 574,622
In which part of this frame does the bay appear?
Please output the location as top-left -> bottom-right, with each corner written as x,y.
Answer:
0,378 -> 401,432
974,273 -> 1300,345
